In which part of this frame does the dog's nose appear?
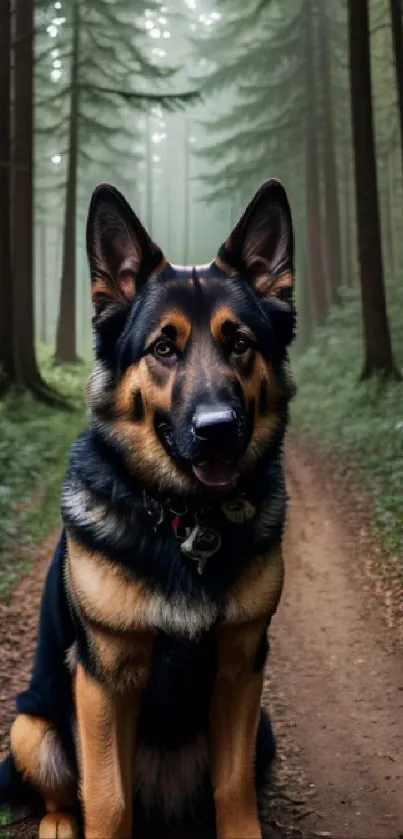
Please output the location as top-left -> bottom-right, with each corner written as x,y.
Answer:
192,403 -> 238,441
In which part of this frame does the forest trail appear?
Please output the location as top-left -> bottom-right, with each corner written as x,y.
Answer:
265,439 -> 403,839
1,438 -> 403,839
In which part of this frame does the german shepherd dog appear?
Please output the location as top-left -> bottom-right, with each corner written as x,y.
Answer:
0,179 -> 295,838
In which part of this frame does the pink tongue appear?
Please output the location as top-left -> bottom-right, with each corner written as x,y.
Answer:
192,459 -> 238,488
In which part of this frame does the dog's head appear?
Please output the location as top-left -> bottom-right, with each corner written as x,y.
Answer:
86,180 -> 295,498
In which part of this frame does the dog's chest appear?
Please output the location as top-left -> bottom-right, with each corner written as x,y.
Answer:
67,533 -> 284,640
139,630 -> 217,748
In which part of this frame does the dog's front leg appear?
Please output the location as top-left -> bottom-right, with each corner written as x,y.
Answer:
209,618 -> 267,839
75,663 -> 137,839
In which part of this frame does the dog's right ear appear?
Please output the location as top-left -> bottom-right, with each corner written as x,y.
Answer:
86,184 -> 165,321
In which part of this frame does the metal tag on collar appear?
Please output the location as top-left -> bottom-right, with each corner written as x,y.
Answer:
221,494 -> 256,524
180,523 -> 222,574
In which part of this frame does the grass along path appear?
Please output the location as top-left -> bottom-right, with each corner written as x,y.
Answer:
291,280 -> 403,563
0,348 -> 88,601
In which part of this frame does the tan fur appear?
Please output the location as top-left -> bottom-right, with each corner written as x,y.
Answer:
211,307 -> 284,476
91,276 -> 116,305
239,358 -> 282,472
225,545 -> 284,623
146,308 -> 192,352
210,305 -> 239,338
253,269 -> 294,298
39,812 -> 78,839
115,358 -> 173,415
111,360 -> 193,492
214,254 -> 238,277
75,663 -> 137,839
10,714 -> 47,785
67,537 -> 218,638
85,623 -> 155,693
10,715 -> 74,805
209,618 -> 267,839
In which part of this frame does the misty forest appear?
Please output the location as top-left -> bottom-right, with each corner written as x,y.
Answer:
1,0 -> 403,837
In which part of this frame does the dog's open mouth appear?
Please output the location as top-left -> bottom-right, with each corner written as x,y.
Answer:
192,458 -> 239,490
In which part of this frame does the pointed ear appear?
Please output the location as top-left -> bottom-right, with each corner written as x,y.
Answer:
86,184 -> 165,319
215,179 -> 295,309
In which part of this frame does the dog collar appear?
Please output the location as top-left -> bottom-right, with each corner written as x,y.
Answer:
142,490 -> 257,575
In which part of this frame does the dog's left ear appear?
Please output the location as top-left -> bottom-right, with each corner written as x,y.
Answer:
86,183 -> 165,320
215,179 -> 294,310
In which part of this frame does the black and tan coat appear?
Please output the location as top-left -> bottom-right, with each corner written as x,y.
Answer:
0,179 -> 296,839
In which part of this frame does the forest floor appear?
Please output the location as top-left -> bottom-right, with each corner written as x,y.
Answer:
1,431 -> 403,839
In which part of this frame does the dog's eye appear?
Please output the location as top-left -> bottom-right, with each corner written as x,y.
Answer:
232,335 -> 251,356
154,339 -> 176,360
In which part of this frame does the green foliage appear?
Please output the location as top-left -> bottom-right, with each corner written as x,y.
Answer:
292,276 -> 403,556
35,0 -> 199,216
0,808 -> 12,838
192,0 -> 313,205
0,347 -> 89,600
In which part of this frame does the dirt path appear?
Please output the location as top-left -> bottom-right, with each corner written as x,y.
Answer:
1,439 -> 403,838
0,530 -> 60,760
265,439 -> 403,839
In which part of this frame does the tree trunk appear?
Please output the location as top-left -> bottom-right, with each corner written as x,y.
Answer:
305,0 -> 328,327
343,149 -> 355,288
380,158 -> 395,279
390,0 -> 403,174
40,221 -> 47,343
146,112 -> 153,236
11,0 -> 63,401
318,2 -> 343,303
0,0 -> 15,392
348,0 -> 401,379
55,0 -> 80,364
389,146 -> 402,273
184,118 -> 190,264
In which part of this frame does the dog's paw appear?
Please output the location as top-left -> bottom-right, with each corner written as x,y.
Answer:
39,812 -> 79,839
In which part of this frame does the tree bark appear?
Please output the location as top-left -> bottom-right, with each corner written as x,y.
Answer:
9,0 -> 65,403
39,221 -> 47,343
343,149 -> 355,288
0,0 -> 15,391
12,0 -> 47,392
318,1 -> 343,304
305,0 -> 328,327
146,112 -> 153,236
390,0 -> 403,174
380,157 -> 395,279
389,146 -> 401,272
348,0 -> 401,379
55,0 -> 80,363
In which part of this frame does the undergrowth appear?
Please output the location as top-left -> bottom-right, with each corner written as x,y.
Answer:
0,809 -> 11,838
0,346 -> 89,600
291,278 -> 403,559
